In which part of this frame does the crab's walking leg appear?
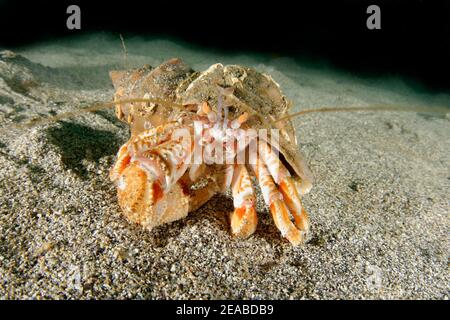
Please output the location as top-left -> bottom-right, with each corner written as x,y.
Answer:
279,177 -> 310,232
258,141 -> 310,232
252,158 -> 306,245
230,165 -> 258,238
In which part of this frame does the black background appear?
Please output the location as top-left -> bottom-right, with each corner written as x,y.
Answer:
0,0 -> 449,92
0,299 -> 443,316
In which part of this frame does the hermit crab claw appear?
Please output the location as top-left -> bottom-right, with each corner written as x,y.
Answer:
110,143 -> 189,231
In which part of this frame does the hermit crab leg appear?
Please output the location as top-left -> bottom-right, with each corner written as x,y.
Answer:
251,158 -> 306,245
127,121 -> 182,157
258,141 -> 310,232
138,138 -> 192,189
230,164 -> 258,238
110,121 -> 182,182
109,142 -> 132,181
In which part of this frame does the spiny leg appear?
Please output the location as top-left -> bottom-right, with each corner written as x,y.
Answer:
279,177 -> 310,232
110,142 -> 132,181
126,121 -> 183,158
230,164 -> 258,238
110,121 -> 182,182
251,157 -> 306,245
258,141 -> 310,233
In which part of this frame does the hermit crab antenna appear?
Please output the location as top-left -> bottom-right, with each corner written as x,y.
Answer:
119,33 -> 129,69
0,98 -> 186,134
273,104 -> 449,124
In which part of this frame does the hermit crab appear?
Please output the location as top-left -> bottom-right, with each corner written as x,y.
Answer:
2,52 -> 446,247
108,59 -> 314,245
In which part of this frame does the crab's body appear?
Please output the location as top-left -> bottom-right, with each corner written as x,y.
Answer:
109,59 -> 313,245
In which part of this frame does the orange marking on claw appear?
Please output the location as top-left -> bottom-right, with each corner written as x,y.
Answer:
234,207 -> 246,219
151,182 -> 164,202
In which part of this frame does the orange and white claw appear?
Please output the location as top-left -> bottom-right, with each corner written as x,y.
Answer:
110,122 -> 182,183
110,124 -> 192,231
115,162 -> 189,231
230,165 -> 258,238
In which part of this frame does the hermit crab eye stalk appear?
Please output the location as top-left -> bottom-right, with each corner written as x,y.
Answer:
110,70 -> 128,122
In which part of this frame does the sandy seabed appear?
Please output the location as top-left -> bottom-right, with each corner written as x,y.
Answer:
0,34 -> 448,299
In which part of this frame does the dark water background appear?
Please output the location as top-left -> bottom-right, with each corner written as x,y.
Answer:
0,0 -> 449,92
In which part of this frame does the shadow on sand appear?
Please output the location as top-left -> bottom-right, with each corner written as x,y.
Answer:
46,121 -> 122,178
